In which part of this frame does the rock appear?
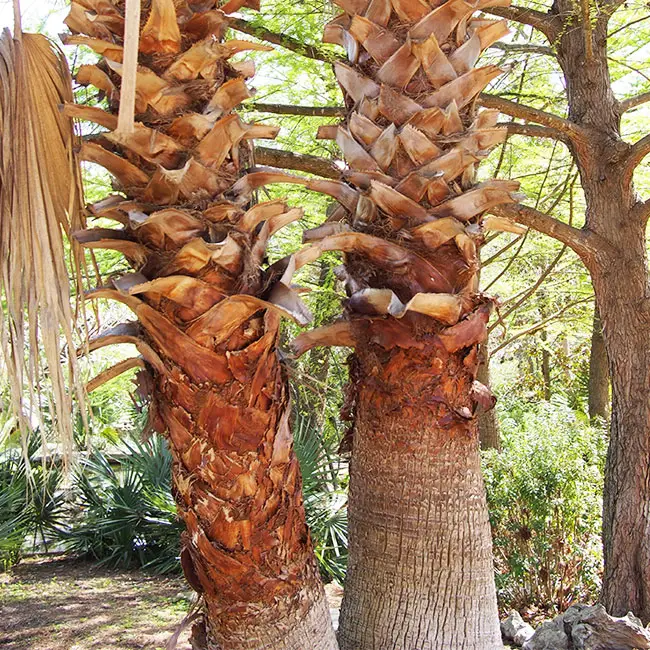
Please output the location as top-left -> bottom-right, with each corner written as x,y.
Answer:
502,611 -> 535,645
522,621 -> 570,650
570,605 -> 650,650
514,625 -> 536,646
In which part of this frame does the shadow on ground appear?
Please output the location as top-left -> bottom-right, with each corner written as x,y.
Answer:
0,556 -> 193,650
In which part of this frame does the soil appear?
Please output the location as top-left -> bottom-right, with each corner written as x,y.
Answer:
0,556 -> 346,650
0,556 -> 194,650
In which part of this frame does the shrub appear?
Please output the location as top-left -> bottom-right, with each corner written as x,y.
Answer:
64,435 -> 183,574
0,433 -> 67,570
483,396 -> 607,614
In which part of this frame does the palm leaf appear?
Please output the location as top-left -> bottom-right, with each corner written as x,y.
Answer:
0,29 -> 86,455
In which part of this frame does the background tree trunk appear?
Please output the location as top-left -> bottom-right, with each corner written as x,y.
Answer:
592,245 -> 650,624
588,308 -> 610,422
477,345 -> 500,450
338,341 -> 502,650
491,1 -> 650,620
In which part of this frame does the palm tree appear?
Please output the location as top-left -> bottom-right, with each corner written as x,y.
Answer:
61,0 -> 337,647
292,0 -> 521,647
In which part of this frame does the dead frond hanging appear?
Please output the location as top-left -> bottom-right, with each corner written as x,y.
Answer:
0,28 -> 86,458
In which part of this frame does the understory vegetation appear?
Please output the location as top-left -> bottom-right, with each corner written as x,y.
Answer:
0,394 -> 607,613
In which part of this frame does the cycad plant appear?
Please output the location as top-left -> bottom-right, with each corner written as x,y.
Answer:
290,0 -> 521,647
62,0 -> 337,647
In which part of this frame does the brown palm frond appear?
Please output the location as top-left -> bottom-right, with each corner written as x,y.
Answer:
0,29 -> 86,458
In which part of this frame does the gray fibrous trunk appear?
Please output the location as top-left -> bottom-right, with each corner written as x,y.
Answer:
289,0 -> 520,646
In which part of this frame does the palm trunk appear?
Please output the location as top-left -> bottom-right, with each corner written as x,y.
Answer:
65,1 -> 337,647
290,0 -> 518,646
339,343 -> 501,649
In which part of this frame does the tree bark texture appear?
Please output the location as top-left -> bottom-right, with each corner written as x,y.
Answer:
65,1 -> 337,647
290,0 -> 519,646
339,338 -> 502,649
588,308 -> 610,422
549,0 -> 650,622
477,345 -> 500,450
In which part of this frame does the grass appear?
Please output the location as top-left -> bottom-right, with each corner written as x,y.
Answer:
0,556 -> 194,650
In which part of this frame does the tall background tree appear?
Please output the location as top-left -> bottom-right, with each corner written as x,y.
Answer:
478,0 -> 650,622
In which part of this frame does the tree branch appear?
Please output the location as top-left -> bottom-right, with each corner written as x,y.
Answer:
483,6 -> 559,39
489,41 -> 553,56
623,134 -> 650,174
229,17 -> 340,64
248,103 -> 345,118
631,198 -> 650,224
492,296 -> 594,355
254,147 -> 340,179
491,203 -> 604,260
620,91 -> 650,113
479,94 -> 583,141
500,122 -> 567,142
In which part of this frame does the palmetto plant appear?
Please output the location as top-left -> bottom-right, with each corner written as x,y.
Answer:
0,433 -> 67,570
286,0 -> 521,647
65,434 -> 183,574
292,410 -> 348,584
61,0 -> 337,647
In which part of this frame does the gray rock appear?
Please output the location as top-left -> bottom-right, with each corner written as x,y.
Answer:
502,611 -> 535,645
514,625 -> 536,646
570,605 -> 650,650
522,621 -> 570,650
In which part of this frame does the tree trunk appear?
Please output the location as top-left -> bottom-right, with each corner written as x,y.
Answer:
161,318 -> 337,650
338,340 -> 502,650
293,1 -> 518,645
592,247 -> 650,624
65,1 -> 338,647
549,1 -> 650,621
588,308 -> 610,422
477,345 -> 500,450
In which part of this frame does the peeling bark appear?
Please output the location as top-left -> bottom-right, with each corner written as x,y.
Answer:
66,1 -> 337,647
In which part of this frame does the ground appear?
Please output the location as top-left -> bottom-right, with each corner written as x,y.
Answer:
0,556 -> 345,650
0,556 -> 193,650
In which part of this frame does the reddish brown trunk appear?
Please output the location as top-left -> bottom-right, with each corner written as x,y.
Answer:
65,1 -> 338,646
339,335 -> 502,649
156,316 -> 336,649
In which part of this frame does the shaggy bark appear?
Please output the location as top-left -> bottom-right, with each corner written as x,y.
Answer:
65,1 -> 337,647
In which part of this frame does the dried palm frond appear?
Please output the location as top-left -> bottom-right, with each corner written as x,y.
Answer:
0,29 -> 86,458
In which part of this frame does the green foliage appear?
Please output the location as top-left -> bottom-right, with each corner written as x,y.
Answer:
483,398 -> 607,613
293,411 -> 348,583
64,435 -> 183,574
0,433 -> 67,571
